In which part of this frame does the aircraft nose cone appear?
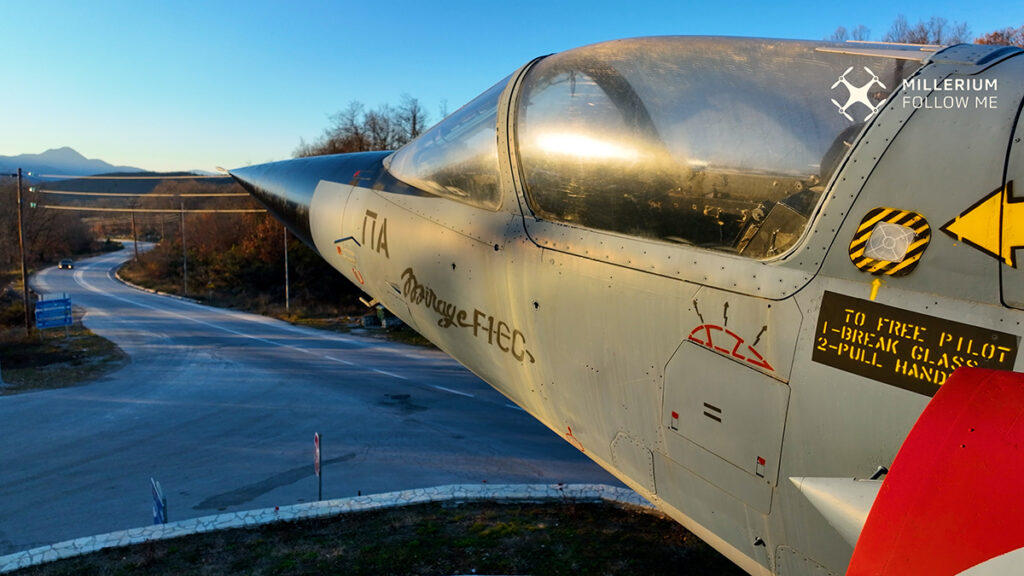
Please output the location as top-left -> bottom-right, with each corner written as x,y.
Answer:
229,158 -> 323,251
230,152 -> 389,253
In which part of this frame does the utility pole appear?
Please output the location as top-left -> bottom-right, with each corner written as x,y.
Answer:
180,202 -> 188,297
284,225 -> 290,312
15,168 -> 30,336
131,210 -> 139,261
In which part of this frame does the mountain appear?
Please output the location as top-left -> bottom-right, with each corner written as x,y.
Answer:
0,147 -> 144,177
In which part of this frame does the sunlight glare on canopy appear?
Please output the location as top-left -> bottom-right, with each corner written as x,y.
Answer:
534,132 -> 641,161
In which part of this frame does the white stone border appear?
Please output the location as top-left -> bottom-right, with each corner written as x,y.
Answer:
0,483 -> 652,573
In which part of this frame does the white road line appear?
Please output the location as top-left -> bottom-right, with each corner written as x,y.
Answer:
372,368 -> 408,380
68,267 -> 484,400
106,266 -> 363,348
431,384 -> 475,398
75,272 -> 315,352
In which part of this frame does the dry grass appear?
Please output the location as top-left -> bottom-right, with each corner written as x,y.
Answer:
9,501 -> 746,576
0,321 -> 128,395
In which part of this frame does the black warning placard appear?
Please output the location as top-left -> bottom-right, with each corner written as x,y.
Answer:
813,291 -> 1019,396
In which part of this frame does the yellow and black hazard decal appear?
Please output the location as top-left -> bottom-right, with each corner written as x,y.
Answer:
849,207 -> 931,276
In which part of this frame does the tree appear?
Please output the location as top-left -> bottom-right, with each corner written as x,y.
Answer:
829,25 -> 871,41
884,15 -> 970,44
294,96 -> 431,158
328,101 -> 371,153
0,180 -> 20,270
364,105 -> 396,151
976,25 -> 1024,47
397,94 -> 429,143
123,177 -> 366,315
22,202 -> 91,263
0,179 -> 90,270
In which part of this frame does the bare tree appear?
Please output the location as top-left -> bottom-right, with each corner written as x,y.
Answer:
829,26 -> 849,42
885,15 -> 913,42
364,105 -> 396,151
397,94 -> 429,143
0,181 -> 18,268
294,95 -> 432,158
884,15 -> 970,44
0,179 -> 91,270
850,25 -> 871,41
327,101 -> 371,153
829,24 -> 871,42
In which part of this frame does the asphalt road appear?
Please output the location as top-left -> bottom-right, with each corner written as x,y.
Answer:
0,246 -> 617,555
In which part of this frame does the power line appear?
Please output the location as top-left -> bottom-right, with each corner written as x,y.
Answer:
34,189 -> 250,198
36,174 -> 231,180
38,205 -> 266,214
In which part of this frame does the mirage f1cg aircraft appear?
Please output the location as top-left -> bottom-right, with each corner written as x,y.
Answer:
232,37 -> 1024,575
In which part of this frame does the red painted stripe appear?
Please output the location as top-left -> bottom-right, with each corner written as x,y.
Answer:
848,368 -> 1024,575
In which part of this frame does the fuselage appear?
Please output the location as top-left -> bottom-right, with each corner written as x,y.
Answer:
233,37 -> 1024,575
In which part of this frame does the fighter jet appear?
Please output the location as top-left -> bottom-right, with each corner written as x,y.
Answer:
231,36 -> 1024,575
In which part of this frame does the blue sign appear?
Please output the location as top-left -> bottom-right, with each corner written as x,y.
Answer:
35,297 -> 72,330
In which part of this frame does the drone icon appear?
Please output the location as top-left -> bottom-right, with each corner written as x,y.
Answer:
830,66 -> 887,122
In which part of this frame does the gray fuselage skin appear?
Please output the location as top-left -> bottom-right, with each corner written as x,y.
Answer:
232,39 -> 1024,575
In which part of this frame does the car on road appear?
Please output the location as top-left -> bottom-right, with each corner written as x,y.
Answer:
58,259 -> 74,270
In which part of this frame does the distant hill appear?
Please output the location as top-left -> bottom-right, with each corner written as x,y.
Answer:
43,171 -> 236,198
0,147 -> 144,177
1,148 -> 238,200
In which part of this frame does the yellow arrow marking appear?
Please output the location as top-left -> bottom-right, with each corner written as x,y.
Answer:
870,278 -> 882,301
941,182 -> 1024,268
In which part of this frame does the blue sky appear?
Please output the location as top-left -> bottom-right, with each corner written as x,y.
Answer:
1,0 -> 1018,172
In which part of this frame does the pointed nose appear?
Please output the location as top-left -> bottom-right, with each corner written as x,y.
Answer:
230,152 -> 389,252
230,158 -> 322,251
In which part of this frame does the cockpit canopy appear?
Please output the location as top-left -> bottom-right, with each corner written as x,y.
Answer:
387,36 -> 925,259
384,77 -> 508,211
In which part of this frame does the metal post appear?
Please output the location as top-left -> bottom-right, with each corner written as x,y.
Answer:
284,225 -> 290,312
314,432 -> 322,501
180,202 -> 188,297
16,169 -> 30,336
131,210 -> 139,261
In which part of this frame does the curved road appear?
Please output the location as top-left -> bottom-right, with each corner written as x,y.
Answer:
0,246 -> 617,554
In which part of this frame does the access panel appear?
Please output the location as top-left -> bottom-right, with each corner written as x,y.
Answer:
661,293 -> 793,516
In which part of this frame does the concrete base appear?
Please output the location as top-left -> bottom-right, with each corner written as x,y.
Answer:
0,483 -> 651,573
